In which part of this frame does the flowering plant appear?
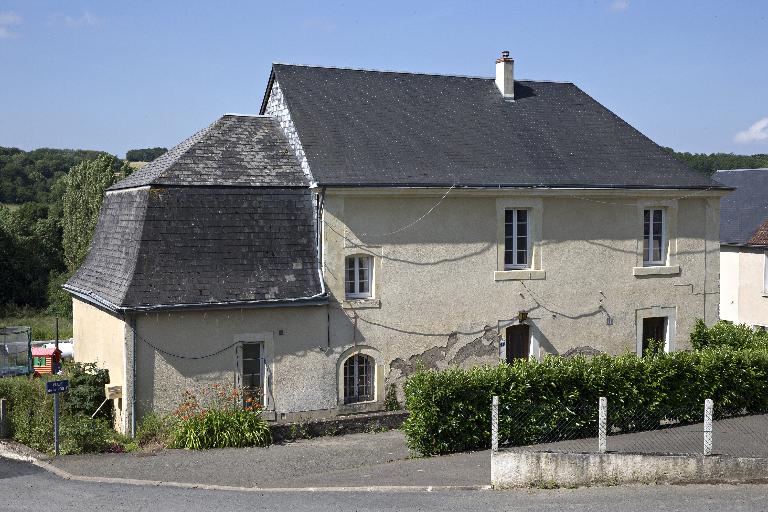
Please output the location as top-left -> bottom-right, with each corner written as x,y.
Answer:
170,384 -> 270,450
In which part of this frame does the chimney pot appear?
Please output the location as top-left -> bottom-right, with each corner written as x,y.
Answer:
495,51 -> 515,99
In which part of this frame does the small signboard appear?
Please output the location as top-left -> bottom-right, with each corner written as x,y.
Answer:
45,380 -> 69,394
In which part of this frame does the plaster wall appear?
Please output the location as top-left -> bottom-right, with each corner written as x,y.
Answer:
719,247 -> 740,322
71,298 -> 129,430
323,190 -> 722,393
736,248 -> 768,327
132,305 -> 339,419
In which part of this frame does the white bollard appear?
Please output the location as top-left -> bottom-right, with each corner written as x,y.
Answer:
704,398 -> 713,456
492,396 -> 499,452
598,397 -> 607,453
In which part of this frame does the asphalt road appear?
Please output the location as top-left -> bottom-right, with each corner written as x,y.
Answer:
3,457 -> 768,512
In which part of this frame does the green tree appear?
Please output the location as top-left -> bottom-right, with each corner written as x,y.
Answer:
61,154 -> 120,273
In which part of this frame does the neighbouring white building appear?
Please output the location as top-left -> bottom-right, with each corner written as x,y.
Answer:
715,168 -> 768,329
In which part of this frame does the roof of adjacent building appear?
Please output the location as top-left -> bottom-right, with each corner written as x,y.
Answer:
110,115 -> 307,191
66,114 -> 324,311
713,168 -> 768,246
262,64 -> 726,190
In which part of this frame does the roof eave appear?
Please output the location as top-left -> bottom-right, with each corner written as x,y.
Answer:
65,282 -> 328,314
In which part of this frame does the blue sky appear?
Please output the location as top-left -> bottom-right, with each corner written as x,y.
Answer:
0,0 -> 766,157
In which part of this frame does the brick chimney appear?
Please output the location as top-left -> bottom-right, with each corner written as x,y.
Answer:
495,50 -> 514,99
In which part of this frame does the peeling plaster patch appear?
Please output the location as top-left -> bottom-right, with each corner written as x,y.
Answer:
561,346 -> 603,358
388,326 -> 500,385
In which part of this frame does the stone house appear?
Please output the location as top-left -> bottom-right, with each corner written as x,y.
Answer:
66,53 -> 729,434
715,168 -> 768,328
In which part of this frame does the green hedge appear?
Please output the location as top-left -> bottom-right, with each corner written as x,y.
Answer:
402,347 -> 768,455
691,319 -> 768,351
0,363 -> 112,454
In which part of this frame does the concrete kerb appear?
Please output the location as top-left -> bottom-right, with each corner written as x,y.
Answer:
0,440 -> 490,493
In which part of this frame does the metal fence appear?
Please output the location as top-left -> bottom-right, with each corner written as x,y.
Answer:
491,396 -> 768,458
0,326 -> 31,377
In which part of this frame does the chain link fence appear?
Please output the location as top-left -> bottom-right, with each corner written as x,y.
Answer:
492,397 -> 768,458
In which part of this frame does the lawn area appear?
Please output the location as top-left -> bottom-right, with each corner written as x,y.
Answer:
0,309 -> 72,340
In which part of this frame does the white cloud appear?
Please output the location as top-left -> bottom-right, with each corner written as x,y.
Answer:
610,0 -> 630,12
51,10 -> 100,29
734,117 -> 768,144
0,11 -> 22,39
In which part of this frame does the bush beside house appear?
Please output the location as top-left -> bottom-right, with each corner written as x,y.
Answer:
403,321 -> 768,455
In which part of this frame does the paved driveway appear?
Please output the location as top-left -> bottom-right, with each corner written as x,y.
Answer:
50,430 -> 490,488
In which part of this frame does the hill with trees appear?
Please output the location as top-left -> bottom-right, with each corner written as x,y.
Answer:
125,147 -> 167,162
664,148 -> 768,174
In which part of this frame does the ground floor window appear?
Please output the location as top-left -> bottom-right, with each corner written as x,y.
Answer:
343,353 -> 374,404
241,342 -> 264,407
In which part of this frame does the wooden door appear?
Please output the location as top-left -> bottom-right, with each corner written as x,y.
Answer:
506,325 -> 530,363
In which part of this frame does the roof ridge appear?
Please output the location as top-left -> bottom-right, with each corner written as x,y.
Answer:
272,62 -> 574,84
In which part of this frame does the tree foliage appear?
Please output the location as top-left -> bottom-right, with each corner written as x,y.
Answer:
0,146 -> 107,204
61,154 -> 124,273
125,147 -> 167,162
665,147 -> 768,174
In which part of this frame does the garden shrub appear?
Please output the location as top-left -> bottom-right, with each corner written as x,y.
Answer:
402,347 -> 768,455
169,385 -> 271,450
691,319 -> 768,351
0,362 -> 114,454
60,415 -> 111,455
136,412 -> 174,447
61,361 -> 111,421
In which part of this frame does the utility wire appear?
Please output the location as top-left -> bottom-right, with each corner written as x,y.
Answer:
358,184 -> 455,238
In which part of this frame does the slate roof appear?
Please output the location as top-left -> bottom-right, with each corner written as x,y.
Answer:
262,64 -> 726,190
713,169 -> 768,246
66,113 -> 323,311
66,187 -> 323,311
110,115 -> 307,190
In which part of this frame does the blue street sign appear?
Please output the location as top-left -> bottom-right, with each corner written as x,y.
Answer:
46,380 -> 69,394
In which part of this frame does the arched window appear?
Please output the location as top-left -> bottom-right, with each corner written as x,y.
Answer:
345,255 -> 372,298
343,353 -> 374,404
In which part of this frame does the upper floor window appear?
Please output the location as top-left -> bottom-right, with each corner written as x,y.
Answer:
345,255 -> 372,298
643,208 -> 666,266
504,209 -> 529,269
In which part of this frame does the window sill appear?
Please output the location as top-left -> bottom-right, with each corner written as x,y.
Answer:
342,298 -> 381,309
633,265 -> 680,277
494,270 -> 546,281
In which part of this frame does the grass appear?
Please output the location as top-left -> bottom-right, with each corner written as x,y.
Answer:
0,307 -> 72,340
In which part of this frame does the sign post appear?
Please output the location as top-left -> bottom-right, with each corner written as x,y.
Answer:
46,380 -> 69,456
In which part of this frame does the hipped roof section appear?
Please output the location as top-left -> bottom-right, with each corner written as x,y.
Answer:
110,115 -> 307,190
261,63 -> 727,190
65,115 -> 324,312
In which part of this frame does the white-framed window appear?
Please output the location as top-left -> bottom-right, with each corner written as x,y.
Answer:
239,342 -> 265,407
643,208 -> 666,266
504,209 -> 530,269
345,255 -> 372,298
343,353 -> 374,404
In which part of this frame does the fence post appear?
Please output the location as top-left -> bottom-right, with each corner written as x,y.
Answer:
598,396 -> 607,453
491,395 -> 499,452
703,398 -> 713,456
0,398 -> 7,438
